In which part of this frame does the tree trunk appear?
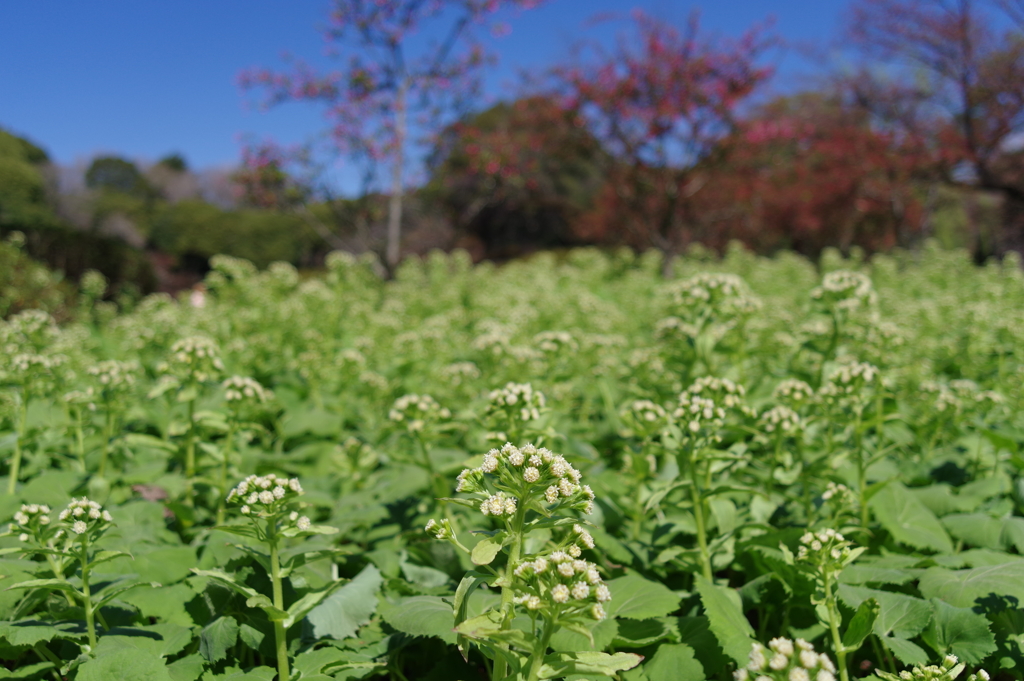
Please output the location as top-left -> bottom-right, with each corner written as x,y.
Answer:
386,78 -> 408,272
998,192 -> 1024,259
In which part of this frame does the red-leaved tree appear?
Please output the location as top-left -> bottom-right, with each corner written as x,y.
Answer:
557,10 -> 775,274
847,0 -> 1024,254
702,92 -> 931,256
239,0 -> 545,270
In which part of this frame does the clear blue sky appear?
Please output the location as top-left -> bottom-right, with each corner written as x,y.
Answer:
0,1 -> 849,187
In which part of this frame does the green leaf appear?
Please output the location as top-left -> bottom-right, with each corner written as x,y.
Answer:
0,619 -> 85,647
605,574 -> 681,620
166,654 -> 205,681
880,636 -> 930,666
378,596 -> 455,644
245,594 -> 288,622
694,574 -> 754,665
538,651 -> 643,678
76,648 -> 173,681
842,598 -> 880,652
838,586 -> 932,640
869,482 -> 954,553
190,568 -> 259,600
4,578 -> 80,597
942,514 -> 1003,550
199,617 -> 238,663
613,619 -> 672,649
918,562 -> 1024,608
306,564 -> 381,640
644,643 -> 705,681
238,623 -> 264,651
471,537 -> 503,566
921,598 -> 996,664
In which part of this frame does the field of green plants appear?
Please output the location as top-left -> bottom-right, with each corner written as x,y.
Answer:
2,244 -> 1024,681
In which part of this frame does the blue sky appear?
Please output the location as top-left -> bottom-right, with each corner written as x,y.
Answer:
0,1 -> 849,188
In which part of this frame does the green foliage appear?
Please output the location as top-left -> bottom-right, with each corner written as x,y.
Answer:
0,244 -> 1023,679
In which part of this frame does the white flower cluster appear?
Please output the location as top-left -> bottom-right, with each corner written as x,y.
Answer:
875,655 -> 985,681
735,638 -> 837,681
533,331 -> 579,355
9,503 -> 51,542
87,359 -> 138,393
773,379 -> 815,408
819,362 -> 879,408
485,382 -> 546,423
759,406 -> 802,435
671,391 -> 729,438
811,270 -> 875,311
424,518 -> 455,540
440,361 -> 480,386
797,528 -> 854,567
388,394 -> 451,433
226,474 -> 306,527
7,353 -> 57,384
512,549 -> 611,620
58,498 -> 113,538
620,399 -> 670,439
668,273 -> 755,315
159,336 -> 224,383
455,443 -> 595,516
921,379 -> 1003,416
821,482 -> 855,506
222,375 -> 273,407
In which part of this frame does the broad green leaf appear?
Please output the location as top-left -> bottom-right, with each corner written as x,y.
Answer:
838,565 -> 915,586
842,598 -> 880,652
605,574 -> 681,620
0,661 -> 57,680
869,482 -> 954,553
166,654 -> 204,681
838,585 -> 932,640
880,636 -> 930,666
282,580 -> 348,629
455,612 -> 533,649
0,619 -> 85,647
378,595 -> 456,644
644,643 -> 705,681
694,574 -> 754,665
306,563 -> 382,640
238,623 -> 264,651
550,617 -> 618,652
471,537 -> 502,566
98,623 -> 192,659
245,594 -> 288,622
613,619 -> 673,649
538,651 -> 643,678
120,583 -> 195,627
942,514 -> 1003,550
921,598 -> 996,664
76,648 -> 173,681
918,562 -> 1024,608
200,616 -> 238,663
199,666 -> 276,680
399,556 -> 449,589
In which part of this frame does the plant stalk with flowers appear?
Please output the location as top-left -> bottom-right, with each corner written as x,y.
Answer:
665,377 -> 754,580
388,393 -> 456,509
5,499 -> 151,652
735,637 -> 839,681
85,359 -> 138,480
217,376 -> 274,524
792,528 -> 872,681
192,474 -> 343,681
426,443 -> 640,681
149,337 -> 224,508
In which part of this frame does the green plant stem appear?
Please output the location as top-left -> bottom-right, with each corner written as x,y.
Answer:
823,571 -> 849,681
184,398 -> 196,507
32,644 -> 63,681
8,398 -> 28,495
815,312 -> 841,389
688,446 -> 713,581
493,506 -> 527,681
854,417 -> 869,530
80,538 -> 97,649
526,617 -> 556,681
269,538 -> 290,681
73,409 -> 86,472
216,421 -> 237,525
98,408 -> 114,479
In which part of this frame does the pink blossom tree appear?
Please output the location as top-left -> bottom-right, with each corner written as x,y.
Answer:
240,0 -> 545,270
